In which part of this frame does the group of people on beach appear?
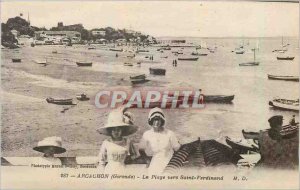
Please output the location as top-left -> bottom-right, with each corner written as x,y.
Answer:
33,107 -> 181,174
32,106 -> 298,172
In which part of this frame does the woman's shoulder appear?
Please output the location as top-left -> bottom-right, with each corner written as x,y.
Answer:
165,129 -> 176,135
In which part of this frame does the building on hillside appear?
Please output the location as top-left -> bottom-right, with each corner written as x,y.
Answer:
34,31 -> 81,43
91,30 -> 106,36
17,35 -> 33,46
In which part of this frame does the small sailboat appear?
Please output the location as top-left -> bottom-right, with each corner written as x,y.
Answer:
239,48 -> 259,66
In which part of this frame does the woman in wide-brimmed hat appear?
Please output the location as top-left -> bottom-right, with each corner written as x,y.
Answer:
139,107 -> 181,174
97,107 -> 138,173
33,136 -> 66,165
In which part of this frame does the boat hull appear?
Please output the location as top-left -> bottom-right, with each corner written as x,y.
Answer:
268,74 -> 299,82
178,58 -> 199,61
225,137 -> 258,152
130,74 -> 146,80
76,62 -> 92,67
109,48 -> 123,52
277,57 -> 295,60
203,95 -> 234,103
269,99 -> 299,111
239,62 -> 259,66
12,59 -> 21,63
46,98 -> 74,105
243,124 -> 299,139
130,79 -> 150,85
149,68 -> 166,75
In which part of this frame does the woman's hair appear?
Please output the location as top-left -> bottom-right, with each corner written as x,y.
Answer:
149,116 -> 165,127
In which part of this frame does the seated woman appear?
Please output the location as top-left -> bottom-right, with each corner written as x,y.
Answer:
97,107 -> 138,173
33,136 -> 66,165
139,107 -> 181,174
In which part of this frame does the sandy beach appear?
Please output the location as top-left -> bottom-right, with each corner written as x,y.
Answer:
1,38 -> 299,157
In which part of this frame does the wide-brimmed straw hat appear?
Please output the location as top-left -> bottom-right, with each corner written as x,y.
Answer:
33,136 -> 66,154
97,107 -> 138,136
148,107 -> 166,127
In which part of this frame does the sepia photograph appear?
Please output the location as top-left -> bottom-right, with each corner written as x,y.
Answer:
1,0 -> 299,189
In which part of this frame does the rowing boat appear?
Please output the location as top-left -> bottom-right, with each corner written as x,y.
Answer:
124,62 -> 133,66
76,93 -> 90,101
46,97 -> 74,105
129,74 -> 146,80
225,137 -> 259,152
203,95 -> 234,103
149,68 -> 166,75
267,74 -> 299,82
109,48 -> 123,52
76,61 -> 92,66
239,62 -> 259,66
269,98 -> 299,111
130,78 -> 150,85
277,56 -> 295,60
12,58 -> 21,63
242,123 -> 299,139
178,57 -> 199,61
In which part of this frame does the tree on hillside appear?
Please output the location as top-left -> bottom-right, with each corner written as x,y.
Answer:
5,16 -> 35,37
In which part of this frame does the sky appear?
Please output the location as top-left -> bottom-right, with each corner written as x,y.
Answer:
1,1 -> 299,37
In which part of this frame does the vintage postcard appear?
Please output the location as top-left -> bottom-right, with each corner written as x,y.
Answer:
1,0 -> 299,189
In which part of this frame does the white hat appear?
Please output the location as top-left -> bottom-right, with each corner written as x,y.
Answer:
33,136 -> 66,154
148,107 -> 166,127
97,107 -> 138,136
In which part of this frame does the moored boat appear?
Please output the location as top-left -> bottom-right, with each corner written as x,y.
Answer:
267,74 -> 299,82
203,95 -> 234,103
12,58 -> 21,63
76,93 -> 90,101
46,97 -> 74,105
191,52 -> 207,56
269,98 -> 299,111
242,123 -> 299,139
34,59 -> 47,65
239,62 -> 259,66
235,49 -> 245,54
136,49 -> 149,53
225,137 -> 259,152
277,56 -> 295,60
130,78 -> 150,85
178,57 -> 199,61
76,61 -> 92,66
149,68 -> 166,75
109,48 -> 123,52
129,74 -> 146,80
124,62 -> 133,66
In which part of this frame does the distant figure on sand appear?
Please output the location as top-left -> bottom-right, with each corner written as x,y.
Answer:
97,107 -> 138,173
289,115 -> 296,126
139,108 -> 181,174
199,89 -> 204,104
116,53 -> 118,58
33,136 -> 66,165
